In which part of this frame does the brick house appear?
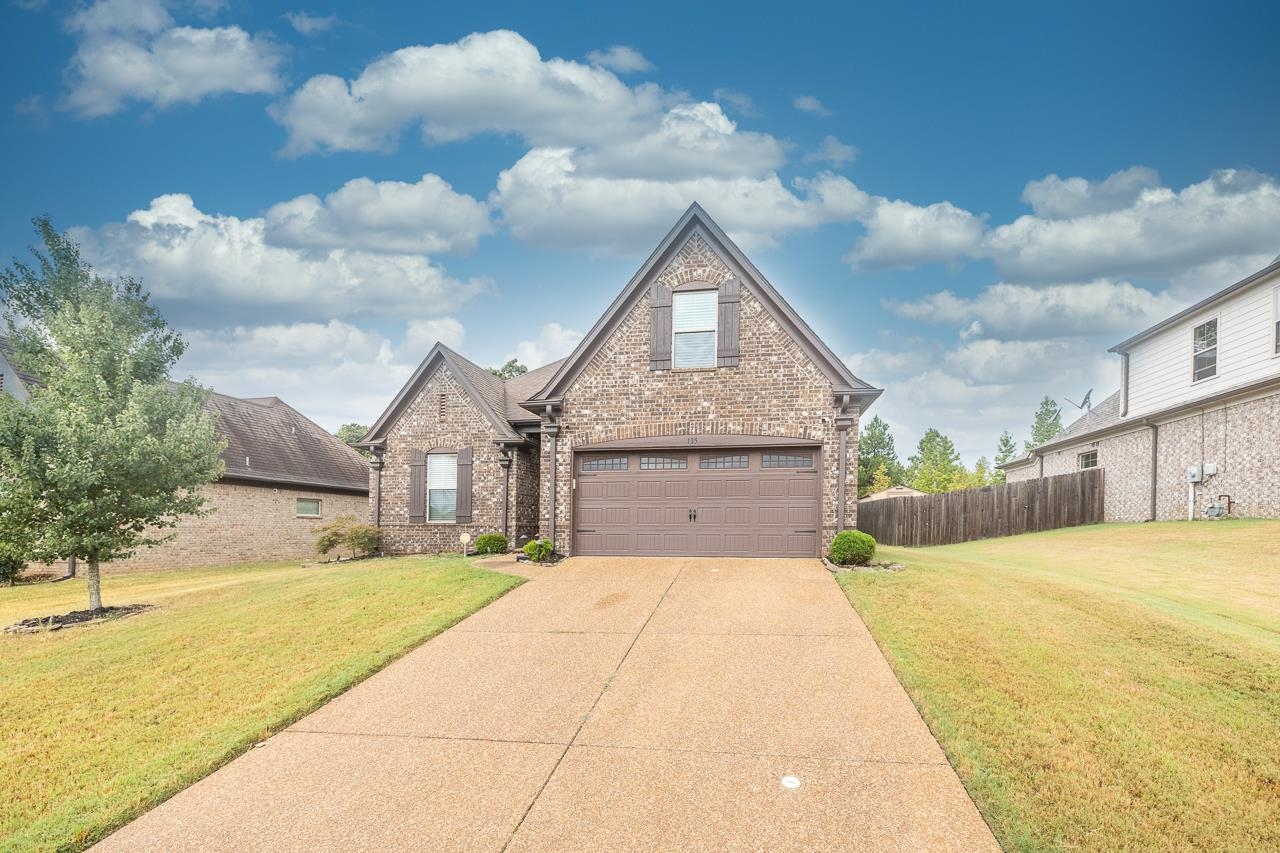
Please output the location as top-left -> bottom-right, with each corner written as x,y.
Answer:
1,346 -> 370,572
360,204 -> 883,558
1000,256 -> 1280,521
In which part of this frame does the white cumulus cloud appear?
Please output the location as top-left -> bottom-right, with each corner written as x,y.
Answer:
793,95 -> 831,116
585,45 -> 654,73
846,199 -> 985,270
283,11 -> 338,36
509,322 -> 584,368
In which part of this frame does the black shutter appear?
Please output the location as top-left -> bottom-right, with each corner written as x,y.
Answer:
717,277 -> 741,367
455,447 -> 473,524
409,449 -> 426,523
649,281 -> 672,370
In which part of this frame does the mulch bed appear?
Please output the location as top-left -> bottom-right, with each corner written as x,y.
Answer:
4,604 -> 155,635
823,558 -> 907,573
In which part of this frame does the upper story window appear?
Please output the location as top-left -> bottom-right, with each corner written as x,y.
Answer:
1273,286 -> 1279,355
672,290 -> 717,368
427,452 -> 458,522
1078,450 -> 1098,470
1192,318 -> 1218,382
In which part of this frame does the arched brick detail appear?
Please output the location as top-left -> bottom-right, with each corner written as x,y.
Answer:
656,234 -> 734,288
568,423 -> 821,449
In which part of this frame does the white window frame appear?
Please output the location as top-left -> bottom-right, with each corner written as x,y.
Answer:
1272,284 -> 1279,358
1078,450 -> 1098,470
671,289 -> 718,369
1191,316 -> 1218,384
427,452 -> 458,523
295,498 -> 322,518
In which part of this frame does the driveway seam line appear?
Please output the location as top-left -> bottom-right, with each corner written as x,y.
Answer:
280,728 -> 569,748
499,561 -> 685,852
564,740 -> 949,766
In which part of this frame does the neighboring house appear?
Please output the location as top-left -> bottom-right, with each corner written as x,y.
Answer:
362,204 -> 883,558
1001,256 -> 1280,521
860,484 -> 927,502
114,392 -> 370,571
0,336 -> 36,401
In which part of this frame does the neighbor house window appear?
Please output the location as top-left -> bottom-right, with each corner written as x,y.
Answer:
1192,318 -> 1217,381
1078,450 -> 1098,470
672,290 -> 717,368
427,453 -> 458,522
640,455 -> 688,470
296,498 -> 321,518
763,453 -> 813,468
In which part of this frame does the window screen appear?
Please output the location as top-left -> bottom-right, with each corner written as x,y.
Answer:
295,498 -> 321,517
427,453 -> 457,522
1192,319 -> 1217,382
672,290 -> 717,368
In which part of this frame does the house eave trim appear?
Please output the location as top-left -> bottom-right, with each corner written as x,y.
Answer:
219,472 -> 370,495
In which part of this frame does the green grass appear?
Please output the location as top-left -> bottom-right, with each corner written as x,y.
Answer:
0,556 -> 523,853
838,519 -> 1280,852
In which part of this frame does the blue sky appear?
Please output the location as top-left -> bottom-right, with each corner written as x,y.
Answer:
3,0 -> 1279,463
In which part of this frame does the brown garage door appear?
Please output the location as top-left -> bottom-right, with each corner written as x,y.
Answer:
574,448 -> 821,557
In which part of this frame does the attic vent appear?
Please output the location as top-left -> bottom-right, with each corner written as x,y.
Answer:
437,393 -> 446,421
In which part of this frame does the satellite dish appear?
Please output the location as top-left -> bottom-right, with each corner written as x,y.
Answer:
1064,389 -> 1093,412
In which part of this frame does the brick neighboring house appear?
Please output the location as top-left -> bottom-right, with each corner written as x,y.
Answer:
1,345 -> 370,572
1000,256 -> 1280,521
361,204 -> 883,558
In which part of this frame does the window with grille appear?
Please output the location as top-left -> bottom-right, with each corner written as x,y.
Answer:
640,455 -> 687,470
295,498 -> 321,517
582,457 -> 628,472
699,454 -> 748,469
427,453 -> 458,522
762,453 -> 812,468
1078,450 -> 1098,470
1192,319 -> 1217,382
672,290 -> 717,368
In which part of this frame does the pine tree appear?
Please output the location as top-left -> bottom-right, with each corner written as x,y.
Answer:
993,430 -> 1017,484
868,462 -> 893,496
857,415 -> 905,497
906,429 -> 964,493
1025,396 -> 1063,452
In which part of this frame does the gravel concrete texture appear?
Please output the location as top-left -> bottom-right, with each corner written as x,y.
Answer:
97,555 -> 995,851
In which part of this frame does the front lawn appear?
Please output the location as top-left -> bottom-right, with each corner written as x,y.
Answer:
0,556 -> 523,853
838,519 -> 1280,851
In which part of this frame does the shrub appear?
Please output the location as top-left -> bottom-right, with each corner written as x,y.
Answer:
313,516 -> 382,559
474,533 -> 508,554
830,530 -> 876,566
522,538 -> 555,562
0,553 -> 24,587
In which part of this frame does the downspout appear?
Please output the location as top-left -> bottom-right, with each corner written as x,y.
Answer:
1143,419 -> 1158,522
499,446 -> 512,539
371,445 -> 385,528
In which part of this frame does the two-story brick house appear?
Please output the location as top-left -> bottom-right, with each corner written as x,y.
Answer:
360,204 -> 883,557
1001,256 -> 1280,521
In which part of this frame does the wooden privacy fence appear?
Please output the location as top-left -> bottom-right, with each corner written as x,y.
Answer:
856,468 -> 1105,547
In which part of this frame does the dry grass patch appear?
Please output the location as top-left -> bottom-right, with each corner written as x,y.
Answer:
0,556 -> 522,852
839,519 -> 1280,852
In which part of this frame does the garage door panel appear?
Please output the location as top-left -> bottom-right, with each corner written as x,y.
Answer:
575,448 -> 819,558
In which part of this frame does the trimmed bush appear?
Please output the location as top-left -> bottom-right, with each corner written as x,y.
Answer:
474,533 -> 508,555
522,538 -> 555,562
830,530 -> 876,566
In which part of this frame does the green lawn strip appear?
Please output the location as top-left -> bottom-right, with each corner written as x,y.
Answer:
0,556 -> 523,853
838,520 -> 1280,852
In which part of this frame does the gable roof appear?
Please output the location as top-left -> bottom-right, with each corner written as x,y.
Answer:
520,203 -> 882,411
1109,256 -> 1280,353
504,359 -> 566,422
0,335 -> 41,391
209,392 -> 369,493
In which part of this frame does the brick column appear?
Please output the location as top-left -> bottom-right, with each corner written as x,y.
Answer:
835,414 -> 854,531
542,421 -> 560,542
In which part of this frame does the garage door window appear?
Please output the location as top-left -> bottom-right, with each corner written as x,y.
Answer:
763,453 -> 812,468
640,455 -> 687,470
582,457 -> 628,471
427,453 -> 458,522
700,454 -> 748,469
672,290 -> 717,368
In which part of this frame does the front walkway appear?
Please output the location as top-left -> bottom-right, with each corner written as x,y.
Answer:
97,557 -> 996,851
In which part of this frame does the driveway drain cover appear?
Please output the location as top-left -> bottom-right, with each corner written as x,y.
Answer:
780,775 -> 802,789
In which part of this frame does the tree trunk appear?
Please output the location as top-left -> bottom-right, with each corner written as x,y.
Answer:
67,555 -> 77,578
87,558 -> 102,611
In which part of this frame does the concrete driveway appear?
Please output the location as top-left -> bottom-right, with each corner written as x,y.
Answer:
98,557 -> 996,852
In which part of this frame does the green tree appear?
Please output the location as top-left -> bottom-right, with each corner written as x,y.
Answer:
993,430 -> 1017,483
0,221 -> 224,610
857,415 -> 904,497
959,456 -> 994,490
335,422 -> 371,458
906,428 -> 964,493
868,462 -> 893,496
488,359 -> 528,379
1025,396 -> 1063,452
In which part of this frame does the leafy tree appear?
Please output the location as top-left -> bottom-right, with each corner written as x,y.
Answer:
335,422 -> 372,458
1025,396 -> 1063,452
906,428 -> 965,493
857,415 -> 904,497
868,463 -> 893,496
961,456 -> 995,489
993,430 -> 1017,484
0,221 -> 224,610
488,359 -> 528,380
